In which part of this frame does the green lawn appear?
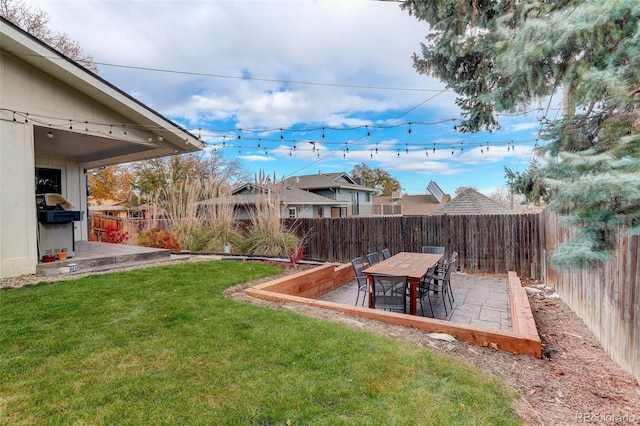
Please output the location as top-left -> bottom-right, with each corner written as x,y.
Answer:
0,260 -> 521,425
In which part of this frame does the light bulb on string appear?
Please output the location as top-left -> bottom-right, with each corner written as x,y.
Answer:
47,127 -> 53,139
408,123 -> 412,136
122,125 -> 126,135
264,148 -> 268,155
257,138 -> 261,148
280,129 -> 284,140
321,127 -> 325,140
405,143 -> 409,154
109,125 -> 112,135
309,141 -> 316,151
24,114 -> 29,124
425,149 -> 428,157
433,144 -> 436,154
486,142 -> 489,152
451,146 -> 455,155
397,149 -> 400,158
85,121 -> 89,133
481,147 -> 484,154
69,120 -> 73,130
12,112 -> 16,122
370,149 -> 373,159
375,143 -> 379,154
366,126 -> 370,139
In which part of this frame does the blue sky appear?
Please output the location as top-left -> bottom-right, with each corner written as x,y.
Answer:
24,0 -> 552,196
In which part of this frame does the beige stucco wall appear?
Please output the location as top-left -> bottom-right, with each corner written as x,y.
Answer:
0,120 -> 38,278
1,49 -> 142,277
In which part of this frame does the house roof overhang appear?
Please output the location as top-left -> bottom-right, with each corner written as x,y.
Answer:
0,17 -> 203,168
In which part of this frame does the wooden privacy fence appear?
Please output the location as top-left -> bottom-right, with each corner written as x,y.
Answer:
285,214 -> 542,279
541,209 -> 640,382
89,214 -> 145,241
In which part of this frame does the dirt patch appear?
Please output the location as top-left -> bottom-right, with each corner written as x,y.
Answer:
226,262 -> 640,425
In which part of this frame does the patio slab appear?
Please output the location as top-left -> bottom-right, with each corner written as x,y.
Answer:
319,272 -> 512,332
35,241 -> 183,276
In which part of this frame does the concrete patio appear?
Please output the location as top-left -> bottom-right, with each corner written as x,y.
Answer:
35,241 -> 179,276
319,272 -> 512,332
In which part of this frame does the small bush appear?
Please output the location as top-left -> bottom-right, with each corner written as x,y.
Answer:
103,225 -> 129,244
136,228 -> 183,252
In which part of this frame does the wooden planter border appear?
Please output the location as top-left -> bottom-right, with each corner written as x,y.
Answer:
246,263 -> 542,358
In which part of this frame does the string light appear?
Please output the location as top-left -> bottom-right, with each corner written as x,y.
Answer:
0,108 -> 540,159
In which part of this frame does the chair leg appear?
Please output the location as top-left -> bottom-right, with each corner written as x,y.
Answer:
430,286 -> 448,316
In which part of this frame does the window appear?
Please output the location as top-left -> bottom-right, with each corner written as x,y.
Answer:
106,211 -> 115,217
35,168 -> 62,194
288,207 -> 297,219
128,211 -> 142,219
316,206 -> 323,218
365,192 -> 371,202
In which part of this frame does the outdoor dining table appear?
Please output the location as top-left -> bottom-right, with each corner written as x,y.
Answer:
362,251 -> 443,316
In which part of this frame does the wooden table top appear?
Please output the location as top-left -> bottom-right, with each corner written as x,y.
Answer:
362,252 -> 442,280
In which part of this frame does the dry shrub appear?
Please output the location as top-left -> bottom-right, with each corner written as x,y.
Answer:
136,227 -> 183,252
239,183 -> 300,256
138,178 -> 242,253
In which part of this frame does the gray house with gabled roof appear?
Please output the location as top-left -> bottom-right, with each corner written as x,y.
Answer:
283,172 -> 377,216
205,172 -> 378,219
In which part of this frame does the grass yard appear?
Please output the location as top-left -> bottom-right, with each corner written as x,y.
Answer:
0,260 -> 521,425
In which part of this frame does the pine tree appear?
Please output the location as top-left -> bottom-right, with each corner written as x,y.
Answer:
402,0 -> 640,267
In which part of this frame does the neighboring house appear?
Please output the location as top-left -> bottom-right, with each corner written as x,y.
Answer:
201,183 -> 349,219
88,201 -> 148,219
282,172 -> 377,216
0,18 -> 202,278
203,172 -> 378,219
432,188 -> 514,215
373,181 -> 450,216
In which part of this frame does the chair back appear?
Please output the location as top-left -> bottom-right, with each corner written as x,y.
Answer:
351,257 -> 365,277
371,274 -> 408,313
366,252 -> 380,266
449,251 -> 458,265
421,246 -> 445,254
442,261 -> 455,281
382,248 -> 391,260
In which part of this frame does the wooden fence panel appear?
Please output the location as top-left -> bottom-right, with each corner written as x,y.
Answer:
542,209 -> 640,382
286,214 -> 541,279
